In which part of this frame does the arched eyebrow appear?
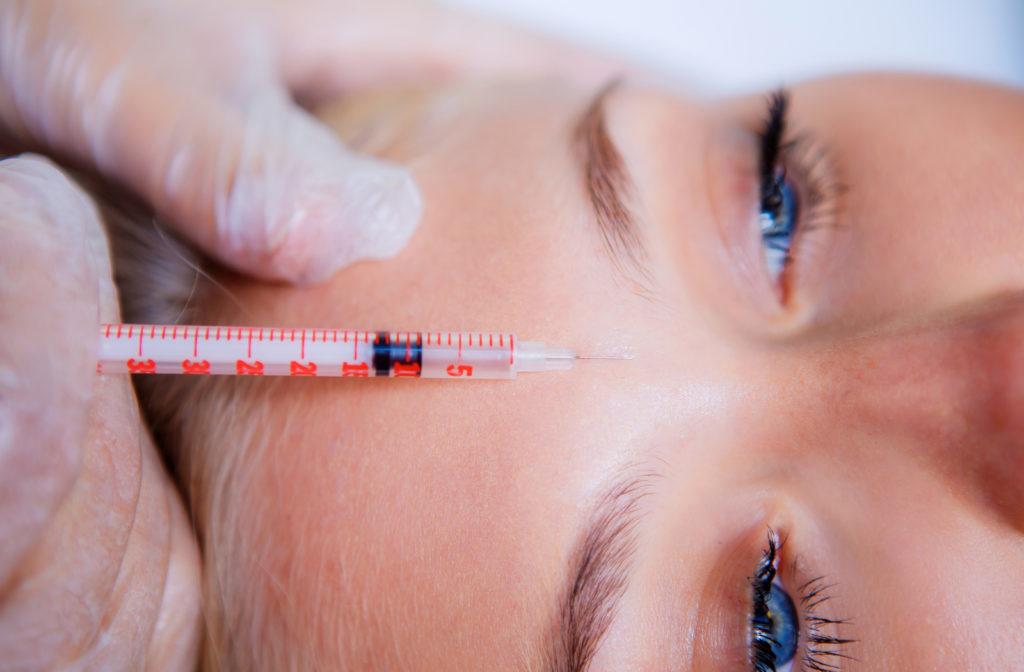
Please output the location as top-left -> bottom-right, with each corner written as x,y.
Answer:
573,83 -> 653,296
542,474 -> 654,671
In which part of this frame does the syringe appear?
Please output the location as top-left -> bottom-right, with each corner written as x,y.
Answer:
97,324 -> 623,379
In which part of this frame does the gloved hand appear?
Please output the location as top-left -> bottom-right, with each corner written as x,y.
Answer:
0,155 -> 201,668
0,0 -> 622,283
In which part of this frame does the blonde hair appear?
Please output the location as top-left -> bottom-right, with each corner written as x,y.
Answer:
98,180 -> 304,670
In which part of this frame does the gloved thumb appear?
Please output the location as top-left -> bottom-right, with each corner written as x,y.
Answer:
110,80 -> 422,284
0,155 -> 98,580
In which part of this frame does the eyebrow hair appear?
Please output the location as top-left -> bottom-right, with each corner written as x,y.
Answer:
543,474 -> 654,672
573,83 -> 652,291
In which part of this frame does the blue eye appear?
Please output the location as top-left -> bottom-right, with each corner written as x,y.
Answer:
767,582 -> 799,668
751,579 -> 800,672
758,168 -> 800,280
750,534 -> 799,672
748,525 -> 852,672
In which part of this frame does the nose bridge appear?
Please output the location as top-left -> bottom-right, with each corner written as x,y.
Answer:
959,304 -> 1024,530
812,302 -> 1024,529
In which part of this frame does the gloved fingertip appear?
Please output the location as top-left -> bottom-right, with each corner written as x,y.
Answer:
0,155 -> 119,323
0,155 -> 93,235
226,157 -> 423,284
298,161 -> 423,283
0,154 -> 101,395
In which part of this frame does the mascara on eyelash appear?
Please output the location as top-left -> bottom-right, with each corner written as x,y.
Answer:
759,89 -> 791,208
748,530 -> 856,672
753,86 -> 848,296
756,88 -> 801,283
749,531 -> 790,672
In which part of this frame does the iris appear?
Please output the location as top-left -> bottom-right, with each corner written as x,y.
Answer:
765,581 -> 799,667
759,170 -> 800,280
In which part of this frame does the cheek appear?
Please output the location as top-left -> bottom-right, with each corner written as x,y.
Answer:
852,483 -> 1024,670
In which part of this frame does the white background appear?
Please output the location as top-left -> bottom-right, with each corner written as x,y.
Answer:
439,0 -> 1024,94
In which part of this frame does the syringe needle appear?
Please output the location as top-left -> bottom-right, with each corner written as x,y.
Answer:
574,354 -> 634,360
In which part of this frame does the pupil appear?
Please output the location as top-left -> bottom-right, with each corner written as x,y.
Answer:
760,175 -> 798,237
766,583 -> 799,665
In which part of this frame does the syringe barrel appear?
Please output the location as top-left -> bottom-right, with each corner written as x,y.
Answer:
97,325 -> 575,380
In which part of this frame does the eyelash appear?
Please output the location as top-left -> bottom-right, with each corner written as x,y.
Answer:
749,530 -> 856,672
755,88 -> 844,295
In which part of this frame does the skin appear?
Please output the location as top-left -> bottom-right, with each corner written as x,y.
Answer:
0,5 -> 624,668
187,73 -> 1024,669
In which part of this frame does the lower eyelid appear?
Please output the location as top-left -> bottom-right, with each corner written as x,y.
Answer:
772,133 -> 846,313
777,546 -> 857,672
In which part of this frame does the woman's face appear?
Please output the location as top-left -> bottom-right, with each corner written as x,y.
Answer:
202,74 -> 1024,669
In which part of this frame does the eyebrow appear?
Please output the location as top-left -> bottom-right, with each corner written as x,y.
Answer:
573,83 -> 652,292
542,474 -> 654,672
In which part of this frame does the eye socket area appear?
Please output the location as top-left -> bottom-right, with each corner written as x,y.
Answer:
704,102 -> 844,321
704,122 -> 794,314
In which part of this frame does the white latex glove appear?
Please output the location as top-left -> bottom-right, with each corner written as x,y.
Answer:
0,155 -> 201,669
0,0 -> 623,283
